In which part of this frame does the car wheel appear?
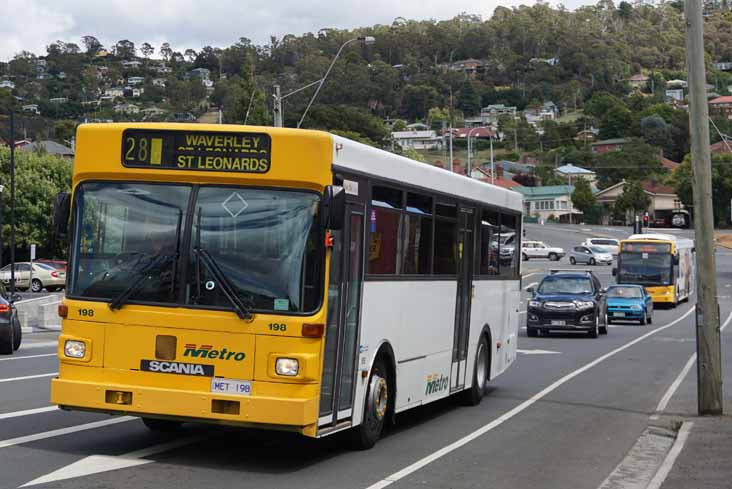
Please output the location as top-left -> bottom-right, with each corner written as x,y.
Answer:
141,417 -> 182,432
12,317 -> 21,351
31,279 -> 43,293
0,324 -> 13,355
647,313 -> 652,324
600,312 -> 608,335
548,253 -> 558,261
640,312 -> 647,325
589,258 -> 596,266
570,256 -> 576,265
527,326 -> 538,338
522,253 -> 529,261
588,316 -> 599,338
351,358 -> 389,450
463,336 -> 489,406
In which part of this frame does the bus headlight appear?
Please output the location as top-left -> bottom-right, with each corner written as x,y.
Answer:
275,357 -> 299,376
64,340 -> 86,358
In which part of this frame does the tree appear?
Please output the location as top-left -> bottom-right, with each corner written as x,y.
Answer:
114,40 -> 136,59
81,35 -> 102,56
584,92 -> 624,119
159,43 -> 172,62
458,80 -> 480,116
184,49 -> 198,63
571,177 -> 597,215
640,114 -> 671,151
671,154 -> 732,225
615,180 -> 651,216
594,139 -> 663,187
140,42 -> 154,59
600,105 -> 633,139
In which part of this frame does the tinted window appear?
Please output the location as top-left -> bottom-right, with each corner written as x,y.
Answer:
372,186 -> 402,209
406,193 -> 432,215
436,202 -> 457,218
538,277 -> 593,294
499,213 -> 519,277
434,220 -> 456,274
402,214 -> 432,274
607,287 -> 643,298
368,207 -> 401,274
477,210 -> 499,275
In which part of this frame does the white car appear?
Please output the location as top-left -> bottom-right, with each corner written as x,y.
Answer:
521,241 -> 565,261
582,238 -> 620,256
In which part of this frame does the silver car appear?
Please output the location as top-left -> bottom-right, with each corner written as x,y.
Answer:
569,246 -> 613,266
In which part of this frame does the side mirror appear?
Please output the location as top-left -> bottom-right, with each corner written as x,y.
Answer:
9,293 -> 21,303
612,268 -> 617,277
53,192 -> 71,240
601,288 -> 607,294
319,185 -> 345,230
526,287 -> 535,294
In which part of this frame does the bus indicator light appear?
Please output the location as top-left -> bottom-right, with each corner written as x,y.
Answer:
302,323 -> 325,337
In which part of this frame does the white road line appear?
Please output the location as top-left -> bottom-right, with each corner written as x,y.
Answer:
0,372 -> 57,383
522,272 -> 541,279
0,417 -> 135,449
649,308 -> 732,420
0,353 -> 56,362
525,282 -> 538,291
20,341 -> 59,350
364,306 -> 695,489
518,310 -> 526,315
645,422 -> 694,489
0,406 -> 58,420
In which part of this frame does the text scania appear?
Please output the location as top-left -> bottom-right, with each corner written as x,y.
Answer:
425,374 -> 449,395
183,344 -> 246,361
140,360 -> 214,377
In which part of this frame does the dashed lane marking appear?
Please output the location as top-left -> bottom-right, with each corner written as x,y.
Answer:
0,372 -> 57,383
0,353 -> 56,362
0,406 -> 58,420
0,417 -> 135,449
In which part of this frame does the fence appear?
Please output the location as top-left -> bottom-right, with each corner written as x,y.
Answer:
15,295 -> 62,333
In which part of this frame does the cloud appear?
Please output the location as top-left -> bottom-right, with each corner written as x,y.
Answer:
0,0 -> 591,61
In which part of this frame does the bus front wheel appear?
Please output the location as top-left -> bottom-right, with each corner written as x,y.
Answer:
352,358 -> 389,450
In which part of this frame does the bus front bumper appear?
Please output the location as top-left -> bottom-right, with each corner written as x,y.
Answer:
51,375 -> 320,436
646,287 -> 675,303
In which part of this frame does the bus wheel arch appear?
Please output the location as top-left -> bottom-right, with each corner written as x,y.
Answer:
463,325 -> 493,406
352,342 -> 396,450
372,342 -> 397,426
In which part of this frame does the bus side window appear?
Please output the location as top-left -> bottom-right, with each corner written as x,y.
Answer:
368,186 -> 403,275
477,209 -> 499,276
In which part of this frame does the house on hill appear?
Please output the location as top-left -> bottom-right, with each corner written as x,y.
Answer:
594,180 -> 683,225
18,140 -> 74,158
711,139 -> 732,155
514,185 -> 578,223
709,96 -> 732,119
627,74 -> 650,90
591,138 -> 629,154
555,164 -> 596,184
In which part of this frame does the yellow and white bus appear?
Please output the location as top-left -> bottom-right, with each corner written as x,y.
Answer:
51,123 -> 523,448
615,233 -> 695,305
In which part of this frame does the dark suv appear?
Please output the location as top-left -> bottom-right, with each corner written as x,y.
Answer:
526,270 -> 607,338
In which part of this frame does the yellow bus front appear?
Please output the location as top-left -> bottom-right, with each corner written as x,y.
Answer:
616,240 -> 676,304
51,123 -> 334,437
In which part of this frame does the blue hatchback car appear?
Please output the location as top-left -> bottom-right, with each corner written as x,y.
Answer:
605,285 -> 653,325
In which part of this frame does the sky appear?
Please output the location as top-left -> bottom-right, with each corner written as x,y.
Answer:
0,0 -> 594,62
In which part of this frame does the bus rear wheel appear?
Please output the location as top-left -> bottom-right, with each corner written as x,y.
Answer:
141,417 -> 182,432
463,336 -> 489,406
352,358 -> 389,450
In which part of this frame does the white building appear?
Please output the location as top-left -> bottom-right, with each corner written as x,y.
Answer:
391,130 -> 443,150
152,78 -> 167,87
555,164 -> 597,185
105,87 -> 125,98
114,103 -> 140,114
127,76 -> 145,85
0,80 -> 15,90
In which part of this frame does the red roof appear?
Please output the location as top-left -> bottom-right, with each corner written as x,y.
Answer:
709,96 -> 732,105
659,157 -> 680,171
642,181 -> 676,195
711,140 -> 732,154
490,178 -> 522,189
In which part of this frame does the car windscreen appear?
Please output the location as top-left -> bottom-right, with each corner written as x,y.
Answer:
589,247 -> 606,254
606,287 -> 643,298
538,277 -> 593,295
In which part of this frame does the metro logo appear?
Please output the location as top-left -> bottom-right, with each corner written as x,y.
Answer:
183,344 -> 246,361
425,374 -> 449,395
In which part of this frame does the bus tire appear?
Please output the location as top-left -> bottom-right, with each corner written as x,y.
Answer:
352,358 -> 389,450
141,417 -> 182,432
463,335 -> 490,406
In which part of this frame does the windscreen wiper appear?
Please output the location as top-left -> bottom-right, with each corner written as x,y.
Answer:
109,209 -> 183,311
108,253 -> 177,310
195,247 -> 254,320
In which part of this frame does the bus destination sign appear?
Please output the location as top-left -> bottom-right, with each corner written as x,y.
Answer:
621,242 -> 671,253
121,129 -> 271,173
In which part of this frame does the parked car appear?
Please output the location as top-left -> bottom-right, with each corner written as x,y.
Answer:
522,241 -> 565,261
0,262 -> 66,292
605,285 -> 653,325
581,238 -> 620,256
525,269 -> 607,338
0,282 -> 22,354
569,246 -> 613,266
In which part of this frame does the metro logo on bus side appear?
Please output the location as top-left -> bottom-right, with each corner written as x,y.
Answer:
425,374 -> 449,395
121,129 -> 271,174
183,344 -> 246,361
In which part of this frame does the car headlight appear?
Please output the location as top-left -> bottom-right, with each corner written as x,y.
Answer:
631,304 -> 643,310
574,301 -> 595,309
275,357 -> 299,376
64,340 -> 86,358
528,300 -> 542,308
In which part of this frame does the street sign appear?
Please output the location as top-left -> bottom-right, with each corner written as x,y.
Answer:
30,244 -> 36,261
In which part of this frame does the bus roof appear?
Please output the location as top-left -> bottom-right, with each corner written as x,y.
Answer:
331,134 -> 524,213
623,233 -> 694,250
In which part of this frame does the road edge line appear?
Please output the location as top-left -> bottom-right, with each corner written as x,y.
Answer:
364,306 -> 694,489
646,421 -> 694,489
0,406 -> 58,420
0,417 -> 135,449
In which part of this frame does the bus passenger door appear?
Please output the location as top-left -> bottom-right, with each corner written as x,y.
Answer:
452,206 -> 475,391
319,203 -> 365,429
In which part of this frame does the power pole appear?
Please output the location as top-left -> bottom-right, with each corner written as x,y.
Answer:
9,111 -> 15,296
273,84 -> 283,128
686,0 -> 723,415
